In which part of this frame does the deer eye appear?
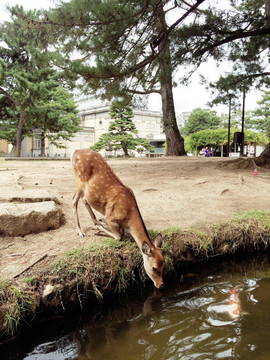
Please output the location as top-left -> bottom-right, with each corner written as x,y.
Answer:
152,267 -> 157,273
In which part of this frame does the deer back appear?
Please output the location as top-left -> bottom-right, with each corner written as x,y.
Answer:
72,149 -> 136,218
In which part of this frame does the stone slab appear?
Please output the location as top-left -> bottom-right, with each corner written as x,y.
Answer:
0,201 -> 61,236
0,189 -> 59,204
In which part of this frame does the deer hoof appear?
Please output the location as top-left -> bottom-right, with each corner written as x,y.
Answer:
77,229 -> 85,237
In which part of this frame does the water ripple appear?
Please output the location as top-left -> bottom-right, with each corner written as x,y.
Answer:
12,256 -> 270,360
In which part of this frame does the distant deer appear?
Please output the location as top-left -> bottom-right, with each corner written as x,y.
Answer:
72,149 -> 164,289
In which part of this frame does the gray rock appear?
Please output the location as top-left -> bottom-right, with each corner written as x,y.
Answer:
0,201 -> 61,236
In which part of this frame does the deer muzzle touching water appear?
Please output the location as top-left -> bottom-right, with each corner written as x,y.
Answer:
72,149 -> 164,289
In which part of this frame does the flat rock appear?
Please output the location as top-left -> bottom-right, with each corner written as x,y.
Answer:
0,189 -> 59,204
0,201 -> 61,236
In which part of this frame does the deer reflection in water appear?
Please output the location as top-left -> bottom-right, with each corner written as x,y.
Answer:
73,289 -> 163,360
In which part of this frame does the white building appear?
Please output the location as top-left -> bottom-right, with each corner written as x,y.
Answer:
21,97 -> 165,157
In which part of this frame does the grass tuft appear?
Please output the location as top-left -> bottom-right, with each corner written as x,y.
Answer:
0,281 -> 36,337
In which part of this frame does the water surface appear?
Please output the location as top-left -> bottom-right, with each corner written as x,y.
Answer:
3,254 -> 270,360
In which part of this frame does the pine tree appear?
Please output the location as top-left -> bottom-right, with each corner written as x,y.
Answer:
27,0 -> 207,156
92,100 -> 154,156
0,7 -> 79,156
108,101 -> 137,157
252,89 -> 270,138
0,7 -> 48,156
31,85 -> 80,155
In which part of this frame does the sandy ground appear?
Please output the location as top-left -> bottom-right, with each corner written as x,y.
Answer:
0,156 -> 269,281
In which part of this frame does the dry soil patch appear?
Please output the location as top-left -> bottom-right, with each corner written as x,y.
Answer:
0,156 -> 269,280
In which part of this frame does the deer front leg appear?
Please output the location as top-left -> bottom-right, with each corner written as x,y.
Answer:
73,190 -> 84,237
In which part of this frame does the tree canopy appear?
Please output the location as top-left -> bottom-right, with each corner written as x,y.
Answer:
199,1 -> 270,108
185,128 -> 269,153
0,8 -> 45,155
34,0 -> 202,155
0,7 -> 79,156
252,89 -> 270,138
30,85 -> 80,155
4,0 -> 270,160
179,108 -> 221,136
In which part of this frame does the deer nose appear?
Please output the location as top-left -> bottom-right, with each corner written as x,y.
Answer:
159,283 -> 164,290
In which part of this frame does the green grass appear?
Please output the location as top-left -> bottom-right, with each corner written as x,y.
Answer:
0,281 -> 35,337
233,210 -> 270,230
23,277 -> 34,285
52,237 -> 142,296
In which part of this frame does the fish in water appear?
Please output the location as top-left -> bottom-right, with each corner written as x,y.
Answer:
228,288 -> 241,319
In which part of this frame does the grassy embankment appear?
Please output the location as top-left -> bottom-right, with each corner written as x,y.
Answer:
1,209 -> 270,341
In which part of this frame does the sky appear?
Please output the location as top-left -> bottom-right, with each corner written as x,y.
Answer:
0,0 -> 265,117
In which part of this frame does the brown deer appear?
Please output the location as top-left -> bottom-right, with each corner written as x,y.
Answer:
72,149 -> 164,289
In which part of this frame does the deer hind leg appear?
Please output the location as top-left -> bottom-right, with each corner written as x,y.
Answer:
82,199 -> 110,232
88,211 -> 124,240
89,217 -> 123,240
101,218 -> 124,240
82,199 -> 101,227
94,226 -> 121,239
73,190 -> 84,237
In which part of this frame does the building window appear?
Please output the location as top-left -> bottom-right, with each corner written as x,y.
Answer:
85,114 -> 95,120
146,123 -> 155,130
136,121 -> 142,130
84,134 -> 94,142
34,136 -> 41,149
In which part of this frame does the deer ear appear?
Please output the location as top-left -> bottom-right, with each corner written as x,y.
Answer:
153,233 -> 163,248
142,241 -> 152,257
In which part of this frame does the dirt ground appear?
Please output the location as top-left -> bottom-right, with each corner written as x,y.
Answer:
0,156 -> 269,281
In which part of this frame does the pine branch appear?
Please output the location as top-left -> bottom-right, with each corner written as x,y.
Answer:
165,0 -> 205,39
24,0 -> 153,28
126,88 -> 160,95
194,27 -> 270,57
0,87 -> 20,107
222,72 -> 270,87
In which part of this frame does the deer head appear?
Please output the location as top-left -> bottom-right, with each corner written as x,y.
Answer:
142,234 -> 164,289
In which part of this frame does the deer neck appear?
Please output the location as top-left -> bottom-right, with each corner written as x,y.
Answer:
128,209 -> 153,250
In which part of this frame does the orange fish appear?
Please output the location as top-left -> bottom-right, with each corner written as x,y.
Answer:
228,288 -> 240,319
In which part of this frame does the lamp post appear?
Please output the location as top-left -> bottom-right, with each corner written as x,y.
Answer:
240,88 -> 246,157
227,96 -> 232,157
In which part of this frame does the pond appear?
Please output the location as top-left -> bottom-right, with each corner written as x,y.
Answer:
2,253 -> 270,360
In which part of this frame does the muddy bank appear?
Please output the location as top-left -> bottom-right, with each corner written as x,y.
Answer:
1,156 -> 270,341
1,210 -> 270,341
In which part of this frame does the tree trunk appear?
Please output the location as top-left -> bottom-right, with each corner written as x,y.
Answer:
41,133 -> 46,156
155,4 -> 186,156
13,108 -> 25,157
255,142 -> 270,167
266,0 -> 270,15
122,143 -> 129,157
160,76 -> 186,156
0,88 -> 24,157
